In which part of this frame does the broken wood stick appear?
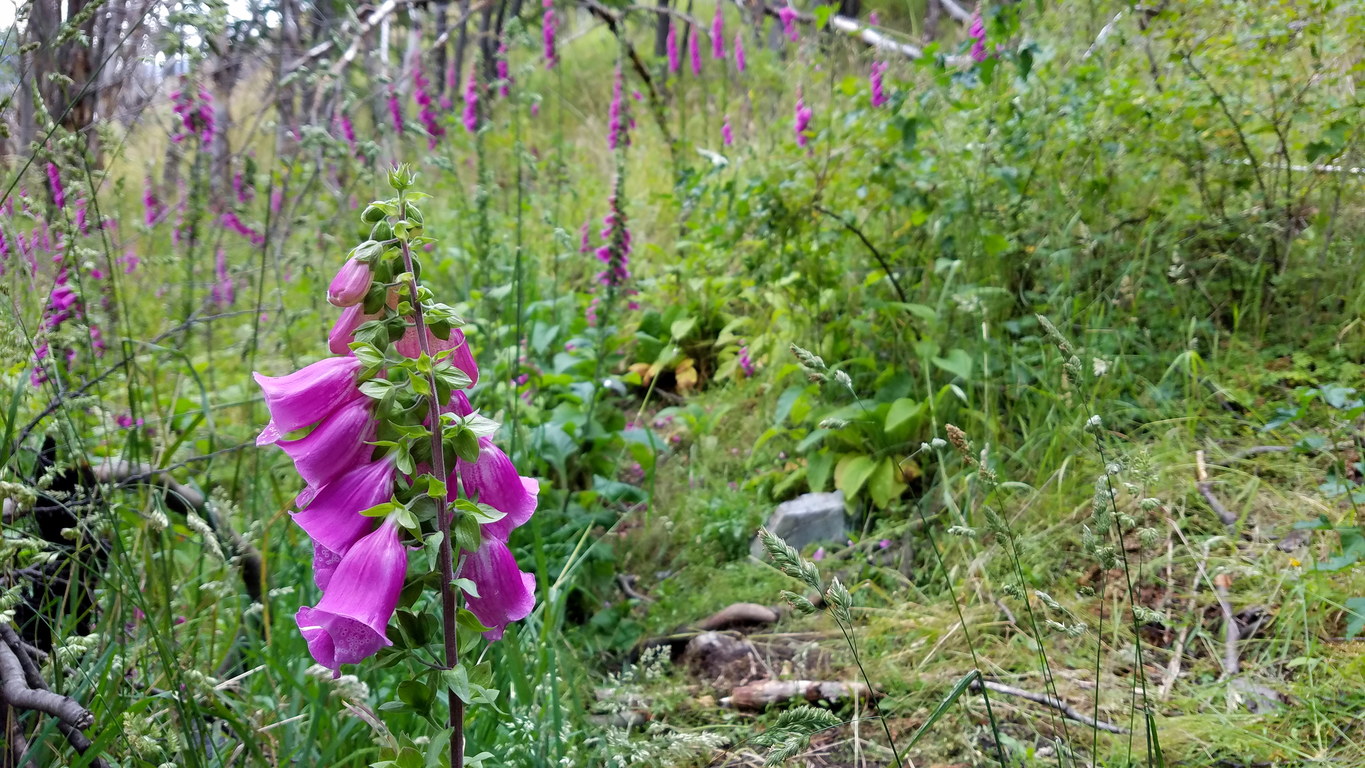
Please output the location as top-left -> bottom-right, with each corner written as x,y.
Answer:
721,679 -> 874,710
970,679 -> 1128,734
1195,450 -> 1239,528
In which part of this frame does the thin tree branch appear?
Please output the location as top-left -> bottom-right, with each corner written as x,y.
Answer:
972,679 -> 1129,734
812,205 -> 909,305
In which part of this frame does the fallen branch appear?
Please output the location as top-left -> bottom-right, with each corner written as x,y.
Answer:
721,679 -> 874,710
1195,450 -> 1238,528
971,679 -> 1128,734
1213,572 -> 1240,679
0,625 -> 107,766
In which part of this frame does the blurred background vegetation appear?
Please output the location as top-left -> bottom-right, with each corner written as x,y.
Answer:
2,0 -> 1363,765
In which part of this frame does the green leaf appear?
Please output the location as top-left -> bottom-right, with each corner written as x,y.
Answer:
867,457 -> 907,509
983,234 -> 1010,257
806,451 -> 834,493
457,607 -> 493,635
360,501 -> 400,518
669,316 -> 698,341
813,5 -> 834,29
452,577 -> 480,598
1315,527 -> 1365,572
1345,598 -> 1365,639
835,454 -> 877,500
932,349 -> 973,381
905,670 -> 980,748
443,665 -> 471,704
885,398 -> 925,440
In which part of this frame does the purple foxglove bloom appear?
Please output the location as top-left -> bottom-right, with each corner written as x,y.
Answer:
253,356 -> 363,444
277,397 -> 376,489
327,258 -> 373,307
395,326 -> 480,385
970,11 -> 988,62
778,6 -> 799,42
688,24 -> 703,75
496,41 -> 511,97
461,537 -> 536,640
443,390 -> 474,418
606,67 -> 625,150
722,117 -> 733,147
211,247 -> 235,307
457,438 -> 538,541
462,71 -> 479,133
387,88 -> 404,134
870,61 -> 889,107
312,542 -> 345,591
296,515 -> 406,676
328,302 -> 382,356
869,11 -> 880,25
733,30 -> 746,72
46,163 -> 65,209
666,23 -> 680,74
738,342 -> 755,376
292,456 -> 396,556
542,0 -> 559,69
711,7 -> 725,59
794,96 -> 813,147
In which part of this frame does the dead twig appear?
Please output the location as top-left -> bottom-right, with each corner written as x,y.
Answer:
1195,450 -> 1239,528
1213,572 -> 1240,679
0,625 -> 107,767
971,679 -> 1128,734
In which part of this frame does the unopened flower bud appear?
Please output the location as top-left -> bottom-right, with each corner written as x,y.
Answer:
327,259 -> 373,307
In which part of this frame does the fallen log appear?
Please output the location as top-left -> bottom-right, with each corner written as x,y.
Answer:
721,679 -> 874,710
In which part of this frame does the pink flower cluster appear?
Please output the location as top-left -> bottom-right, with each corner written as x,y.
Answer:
733,30 -> 747,73
606,66 -> 626,150
387,87 -> 405,134
711,7 -> 725,59
496,41 -> 512,98
542,0 -> 559,69
594,189 -> 631,288
667,23 -> 680,75
870,61 -> 889,107
211,247 -> 235,307
969,11 -> 989,62
256,220 -> 537,677
170,80 -> 215,145
462,70 -> 479,134
221,210 -> 265,246
413,65 -> 446,149
778,6 -> 799,43
794,95 -> 813,147
738,342 -> 755,377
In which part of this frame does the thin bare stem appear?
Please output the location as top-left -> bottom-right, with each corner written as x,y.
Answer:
397,196 -> 463,768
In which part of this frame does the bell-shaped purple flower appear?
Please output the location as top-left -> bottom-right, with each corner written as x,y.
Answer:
312,541 -> 344,590
328,302 -> 383,356
666,23 -> 680,74
296,515 -> 406,676
254,357 -> 363,444
292,456 -> 395,555
277,397 -> 376,489
457,437 -> 538,541
327,258 -> 373,307
461,537 -> 536,640
395,325 -> 480,386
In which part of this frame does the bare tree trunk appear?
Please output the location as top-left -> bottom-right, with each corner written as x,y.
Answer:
275,0 -> 300,151
451,0 -> 473,97
433,1 -> 450,97
653,0 -> 671,57
924,0 -> 942,42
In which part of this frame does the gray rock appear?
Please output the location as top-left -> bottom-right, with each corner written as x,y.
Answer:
751,491 -> 847,559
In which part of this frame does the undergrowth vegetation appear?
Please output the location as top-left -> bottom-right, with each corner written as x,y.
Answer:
2,0 -> 1363,765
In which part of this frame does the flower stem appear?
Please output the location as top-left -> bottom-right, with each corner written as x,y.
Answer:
397,196 -> 463,768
